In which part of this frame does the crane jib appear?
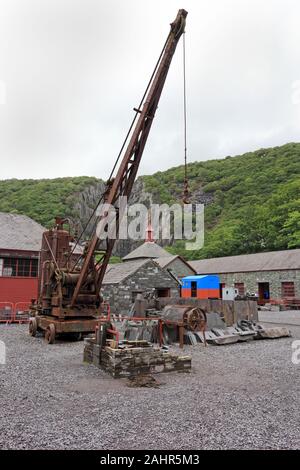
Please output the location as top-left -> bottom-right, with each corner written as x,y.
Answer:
70,9 -> 188,307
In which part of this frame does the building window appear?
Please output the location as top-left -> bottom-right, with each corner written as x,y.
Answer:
234,282 -> 245,296
31,260 -> 38,277
0,258 -> 38,278
281,282 -> 295,298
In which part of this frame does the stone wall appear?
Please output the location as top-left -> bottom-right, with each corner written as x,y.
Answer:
219,269 -> 300,299
102,263 -> 180,315
83,338 -> 192,378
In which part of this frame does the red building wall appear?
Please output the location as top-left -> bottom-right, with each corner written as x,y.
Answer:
0,277 -> 38,304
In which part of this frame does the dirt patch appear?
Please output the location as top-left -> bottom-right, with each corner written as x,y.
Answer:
127,374 -> 161,388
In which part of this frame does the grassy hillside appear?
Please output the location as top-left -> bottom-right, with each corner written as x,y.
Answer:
143,142 -> 300,259
0,143 -> 299,259
0,176 -> 99,228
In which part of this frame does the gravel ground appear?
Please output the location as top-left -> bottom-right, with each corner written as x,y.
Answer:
259,309 -> 300,326
0,312 -> 300,450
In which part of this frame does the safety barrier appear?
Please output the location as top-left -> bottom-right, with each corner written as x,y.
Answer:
0,302 -> 111,325
14,302 -> 31,323
0,302 -> 14,324
0,302 -> 31,324
101,302 -> 111,321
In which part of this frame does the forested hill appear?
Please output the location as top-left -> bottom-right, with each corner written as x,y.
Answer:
0,142 -> 299,259
0,176 -> 101,229
143,142 -> 300,259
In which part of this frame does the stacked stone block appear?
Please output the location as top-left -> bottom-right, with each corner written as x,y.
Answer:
83,338 -> 191,378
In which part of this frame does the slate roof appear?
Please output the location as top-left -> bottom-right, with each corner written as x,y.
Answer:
122,241 -> 172,261
155,255 -> 197,273
0,212 -> 46,252
103,259 -> 151,284
190,249 -> 300,274
154,255 -> 178,268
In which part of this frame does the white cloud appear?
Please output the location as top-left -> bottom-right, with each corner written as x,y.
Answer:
0,0 -> 299,179
0,80 -> 6,105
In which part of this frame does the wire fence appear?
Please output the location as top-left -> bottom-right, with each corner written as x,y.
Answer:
0,302 -> 30,324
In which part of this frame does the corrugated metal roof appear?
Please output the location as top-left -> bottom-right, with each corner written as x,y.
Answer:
103,259 -> 151,284
182,275 -> 215,280
190,249 -> 300,274
122,241 -> 172,261
0,212 -> 46,252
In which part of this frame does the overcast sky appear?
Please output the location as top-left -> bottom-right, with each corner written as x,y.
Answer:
0,0 -> 299,180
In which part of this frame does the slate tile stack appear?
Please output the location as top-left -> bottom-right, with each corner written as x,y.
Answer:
83,338 -> 191,378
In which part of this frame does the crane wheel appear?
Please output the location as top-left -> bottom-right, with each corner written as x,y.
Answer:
45,323 -> 56,344
29,318 -> 37,337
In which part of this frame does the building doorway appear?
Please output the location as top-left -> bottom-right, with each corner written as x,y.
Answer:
258,282 -> 270,304
191,281 -> 197,298
234,282 -> 245,296
219,283 -> 225,298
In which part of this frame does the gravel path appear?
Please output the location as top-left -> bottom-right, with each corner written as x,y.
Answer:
0,319 -> 299,450
259,309 -> 300,326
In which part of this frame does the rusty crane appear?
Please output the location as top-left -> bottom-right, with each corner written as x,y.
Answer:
29,9 -> 188,343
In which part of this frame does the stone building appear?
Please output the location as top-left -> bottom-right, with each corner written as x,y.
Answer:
190,249 -> 300,304
101,220 -> 196,313
0,212 -> 45,305
102,258 -> 180,314
0,212 -> 83,307
122,241 -> 196,279
155,255 -> 196,279
122,240 -> 171,262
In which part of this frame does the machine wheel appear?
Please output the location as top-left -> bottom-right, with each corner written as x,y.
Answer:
29,317 -> 38,337
198,308 -> 207,332
45,323 -> 56,344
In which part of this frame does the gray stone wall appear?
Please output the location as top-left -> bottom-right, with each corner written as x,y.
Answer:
102,263 -> 180,314
167,258 -> 195,278
218,269 -> 300,299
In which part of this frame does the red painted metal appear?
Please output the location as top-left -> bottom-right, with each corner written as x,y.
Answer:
0,277 -> 38,305
181,288 -> 220,299
0,302 -> 14,323
101,302 -> 111,322
106,328 -> 119,344
145,212 -> 154,242
0,301 -> 32,324
14,302 -> 31,323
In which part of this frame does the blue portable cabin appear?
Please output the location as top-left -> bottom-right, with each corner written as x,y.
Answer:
181,274 -> 220,299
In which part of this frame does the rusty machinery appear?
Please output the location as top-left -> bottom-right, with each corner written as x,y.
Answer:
158,304 -> 207,347
29,9 -> 188,343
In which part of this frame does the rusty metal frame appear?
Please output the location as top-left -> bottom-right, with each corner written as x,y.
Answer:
70,9 -> 188,307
